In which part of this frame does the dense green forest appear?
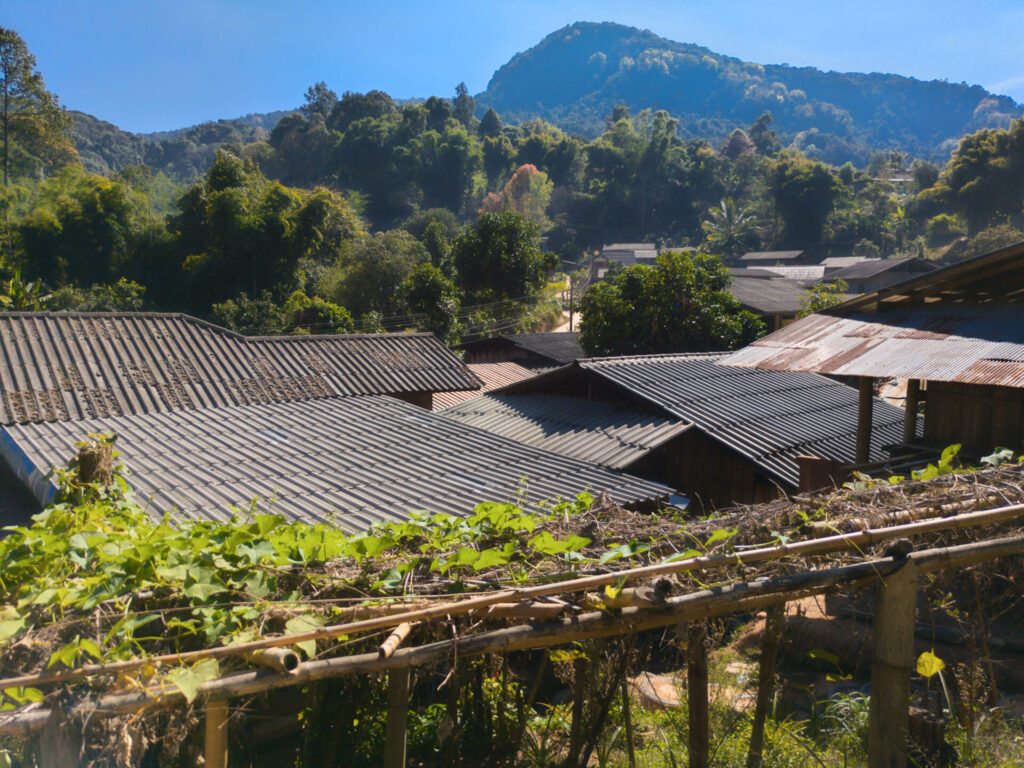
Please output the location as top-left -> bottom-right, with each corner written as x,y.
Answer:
3,24 -> 1024,345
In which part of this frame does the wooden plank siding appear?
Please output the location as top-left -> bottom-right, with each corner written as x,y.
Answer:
625,430 -> 779,513
924,381 -> 1024,454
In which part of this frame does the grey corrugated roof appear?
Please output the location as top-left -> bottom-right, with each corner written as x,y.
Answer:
828,257 -> 938,281
730,277 -> 808,314
3,396 -> 669,531
577,353 -> 911,488
503,333 -> 584,364
0,313 -> 479,424
740,250 -> 805,262
444,393 -> 690,469
433,362 -> 546,410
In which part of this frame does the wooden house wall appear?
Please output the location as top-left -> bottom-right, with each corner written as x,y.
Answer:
462,340 -> 542,366
625,429 -> 782,513
924,381 -> 1024,453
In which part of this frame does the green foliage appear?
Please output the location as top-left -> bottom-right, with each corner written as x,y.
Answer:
0,27 -> 74,186
701,197 -> 759,259
48,277 -> 147,311
452,211 -> 555,303
798,278 -> 848,318
578,250 -> 764,356
769,151 -> 843,246
401,262 -> 461,342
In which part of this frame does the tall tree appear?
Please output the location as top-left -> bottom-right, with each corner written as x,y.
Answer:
452,212 -> 554,302
578,251 -> 764,356
452,82 -> 476,129
0,27 -> 71,187
701,198 -> 759,260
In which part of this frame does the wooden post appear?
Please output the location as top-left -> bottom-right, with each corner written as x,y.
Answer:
687,621 -> 710,768
621,678 -> 637,768
77,439 -> 113,486
903,379 -> 921,444
857,376 -> 875,464
384,665 -> 411,768
868,559 -> 918,768
746,604 -> 784,768
205,699 -> 229,768
36,708 -> 81,768
567,656 -> 588,768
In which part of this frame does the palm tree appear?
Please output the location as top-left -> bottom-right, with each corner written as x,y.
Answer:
701,197 -> 759,262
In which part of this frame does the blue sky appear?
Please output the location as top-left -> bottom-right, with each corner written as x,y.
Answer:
4,1 -> 1024,134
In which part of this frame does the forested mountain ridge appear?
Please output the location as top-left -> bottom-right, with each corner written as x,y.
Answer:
71,110 -> 291,180
477,22 -> 1021,164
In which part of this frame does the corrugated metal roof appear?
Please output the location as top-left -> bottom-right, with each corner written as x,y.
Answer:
720,305 -> 1024,387
433,362 -> 546,410
740,250 -> 805,262
758,265 -> 827,283
828,257 -> 938,281
0,313 -> 479,424
444,393 -> 690,469
730,277 -> 807,314
3,396 -> 669,531
576,353 -> 911,487
503,333 -> 584,364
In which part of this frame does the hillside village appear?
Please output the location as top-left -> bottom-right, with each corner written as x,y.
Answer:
3,13 -> 1024,768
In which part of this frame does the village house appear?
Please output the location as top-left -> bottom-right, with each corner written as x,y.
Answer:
443,352 -> 912,511
824,256 -> 939,294
0,313 -> 668,529
721,241 -> 1024,460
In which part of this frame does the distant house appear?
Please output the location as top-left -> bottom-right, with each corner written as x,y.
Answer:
0,314 -> 667,528
753,265 -> 828,285
728,276 -> 809,331
721,242 -> 1024,459
825,257 -> 939,294
739,250 -> 812,266
589,243 -> 658,279
459,332 -> 584,366
445,353 -> 910,511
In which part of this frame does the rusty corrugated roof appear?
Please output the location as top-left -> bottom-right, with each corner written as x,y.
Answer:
0,313 -> 480,424
721,305 -> 1024,387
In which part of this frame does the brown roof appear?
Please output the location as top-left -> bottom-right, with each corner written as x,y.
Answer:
0,313 -> 479,424
433,362 -> 544,410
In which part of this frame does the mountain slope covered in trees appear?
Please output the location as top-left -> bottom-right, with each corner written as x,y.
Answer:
477,22 -> 1021,164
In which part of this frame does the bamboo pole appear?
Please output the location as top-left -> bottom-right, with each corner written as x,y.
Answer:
746,604 -> 783,768
205,700 -> 229,768
687,621 -> 710,768
380,623 -> 414,659
7,500 -> 1024,694
2,533 -> 1023,737
621,678 -> 637,768
867,559 -> 918,768
383,666 -> 410,768
246,648 -> 300,675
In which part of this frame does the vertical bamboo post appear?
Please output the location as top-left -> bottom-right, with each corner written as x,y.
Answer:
857,376 -> 875,464
384,665 -> 411,768
687,621 -> 710,768
746,604 -> 784,768
567,656 -> 588,768
621,678 -> 637,768
902,379 -> 920,444
868,559 -> 918,768
205,699 -> 229,768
